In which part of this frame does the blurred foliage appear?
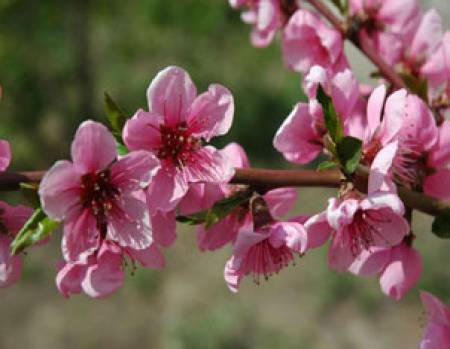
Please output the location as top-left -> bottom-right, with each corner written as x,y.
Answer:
0,0 -> 303,170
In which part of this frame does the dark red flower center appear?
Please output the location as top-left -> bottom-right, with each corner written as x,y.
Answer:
244,239 -> 294,285
157,122 -> 201,166
349,209 -> 390,256
80,169 -> 119,234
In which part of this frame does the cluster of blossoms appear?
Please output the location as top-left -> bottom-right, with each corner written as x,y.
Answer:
0,0 -> 450,346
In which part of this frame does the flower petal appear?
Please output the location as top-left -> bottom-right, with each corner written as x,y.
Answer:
424,169 -> 450,200
378,89 -> 407,145
111,150 -> 160,193
428,121 -> 450,167
349,246 -> 391,276
220,142 -> 250,169
81,242 -> 124,299
421,291 -> 450,326
39,160 -> 82,221
71,120 -> 117,173
264,187 -> 297,217
368,141 -> 398,194
304,212 -> 331,252
108,196 -> 153,250
122,109 -> 163,152
147,66 -> 197,125
273,103 -> 323,164
55,260 -> 87,298
365,85 -> 386,143
0,139 -> 11,172
150,210 -> 177,248
0,235 -> 22,288
127,243 -> 165,269
188,84 -> 234,141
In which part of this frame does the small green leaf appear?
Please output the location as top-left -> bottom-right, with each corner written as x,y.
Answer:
176,211 -> 208,225
432,211 -> 450,239
316,85 -> 343,143
176,190 -> 253,229
104,92 -> 128,141
336,136 -> 362,175
10,208 -> 59,255
19,182 -> 41,208
116,141 -> 129,156
317,160 -> 337,171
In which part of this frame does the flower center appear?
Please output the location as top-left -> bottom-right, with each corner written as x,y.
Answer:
393,138 -> 429,190
80,169 -> 119,233
157,122 -> 201,166
243,239 -> 294,285
349,209 -> 390,256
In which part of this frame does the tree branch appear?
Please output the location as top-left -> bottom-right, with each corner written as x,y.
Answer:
4,168 -> 448,217
306,0 -> 406,90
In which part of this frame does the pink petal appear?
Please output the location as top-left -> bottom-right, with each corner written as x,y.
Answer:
304,212 -> 331,252
368,141 -> 398,194
0,139 -> 11,171
401,95 -> 438,152
224,257 -> 242,293
55,261 -> 87,298
331,69 -> 360,118
326,197 -> 359,230
220,142 -> 249,169
380,244 -> 422,300
122,109 -> 163,152
182,146 -> 235,184
348,246 -> 391,276
39,160 -> 82,221
107,196 -> 152,250
178,183 -> 224,216
263,187 -> 297,217
70,120 -> 117,173
378,89 -> 407,145
361,192 -> 405,215
328,232 -> 355,272
62,209 -> 100,262
428,121 -> 450,167
421,291 -> 450,326
270,221 -> 307,253
365,85 -> 386,143
273,103 -> 323,164
232,228 -> 271,261
0,202 -> 33,235
147,66 -> 197,126
421,32 -> 450,87
0,235 -> 22,288
420,323 -> 450,349
111,150 -> 160,193
424,169 -> 450,200
127,243 -> 165,269
409,9 -> 443,61
81,242 -> 124,299
197,214 -> 242,251
187,84 -> 234,141
151,210 -> 177,248
146,164 -> 189,213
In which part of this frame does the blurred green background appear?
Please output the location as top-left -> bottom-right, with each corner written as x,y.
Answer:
0,0 -> 449,348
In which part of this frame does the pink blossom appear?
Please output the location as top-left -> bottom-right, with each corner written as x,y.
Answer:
123,66 -> 235,214
224,220 -> 306,292
403,9 -> 443,76
230,0 -> 286,48
39,120 -> 160,262
56,240 -> 164,299
282,9 -> 346,74
360,85 -> 407,164
349,240 -> 422,300
0,202 -> 33,288
180,143 -> 297,251
422,32 -> 450,89
349,0 -> 421,65
326,192 -> 409,271
420,291 -> 450,348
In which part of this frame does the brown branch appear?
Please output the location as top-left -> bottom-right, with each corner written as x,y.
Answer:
306,0 -> 406,90
3,168 -> 448,217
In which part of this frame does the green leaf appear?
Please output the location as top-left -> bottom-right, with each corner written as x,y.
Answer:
432,211 -> 450,239
316,85 -> 343,143
317,160 -> 337,171
176,190 -> 253,229
10,208 -> 59,255
116,141 -> 129,156
19,182 -> 41,208
176,211 -> 207,225
104,92 -> 128,141
336,136 -> 362,175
